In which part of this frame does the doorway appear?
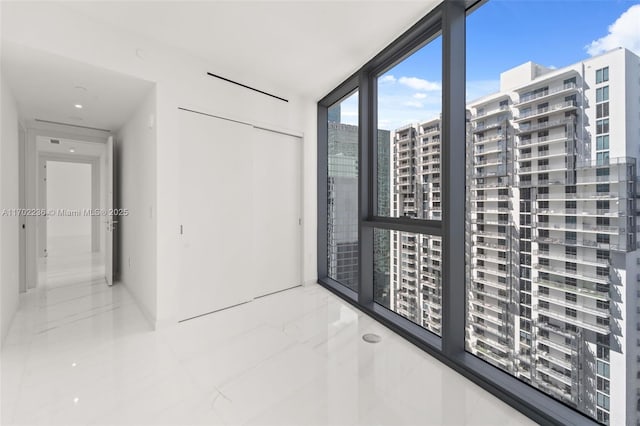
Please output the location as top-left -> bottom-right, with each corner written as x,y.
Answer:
40,160 -> 104,287
30,135 -> 112,289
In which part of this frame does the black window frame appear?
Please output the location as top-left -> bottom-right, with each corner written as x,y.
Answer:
317,1 -> 598,425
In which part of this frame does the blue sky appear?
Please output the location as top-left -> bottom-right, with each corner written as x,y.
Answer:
340,0 -> 640,131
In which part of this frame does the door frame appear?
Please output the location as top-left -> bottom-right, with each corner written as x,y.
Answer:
39,155 -> 101,258
23,123 -> 109,290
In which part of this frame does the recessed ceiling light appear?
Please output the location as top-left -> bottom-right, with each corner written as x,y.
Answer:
69,148 -> 76,153
74,104 -> 83,109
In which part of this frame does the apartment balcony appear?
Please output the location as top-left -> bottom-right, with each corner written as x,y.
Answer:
423,138 -> 441,148
473,253 -> 509,266
536,321 -> 577,341
420,145 -> 439,154
473,265 -> 509,279
421,125 -> 441,135
474,158 -> 505,167
517,134 -> 570,148
474,230 -> 509,240
474,169 -> 507,178
472,180 -> 512,189
536,364 -> 573,387
474,104 -> 509,119
475,240 -> 509,251
397,142 -> 415,153
513,100 -> 577,122
574,177 -> 629,187
537,191 -> 621,201
473,277 -> 509,292
472,218 -> 510,227
469,297 -> 505,315
536,305 -> 610,335
421,280 -> 441,294
536,222 -> 623,235
470,286 -> 510,303
514,82 -> 578,107
536,348 -> 573,371
519,148 -> 568,161
534,250 -> 610,267
536,333 -> 575,355
474,142 -> 505,155
537,293 -> 609,318
472,193 -> 510,201
534,277 -> 608,300
475,133 -> 506,144
536,379 -> 574,403
535,235 -> 627,251
518,164 -> 567,175
472,118 -> 508,134
534,263 -> 610,285
470,309 -> 505,327
397,167 -> 414,177
477,206 -> 510,214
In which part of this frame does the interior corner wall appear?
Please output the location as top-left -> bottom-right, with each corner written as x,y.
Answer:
0,75 -> 21,346
2,2 -> 319,326
117,88 -> 158,325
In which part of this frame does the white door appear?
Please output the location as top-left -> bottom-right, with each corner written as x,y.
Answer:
251,128 -> 302,297
105,136 -> 114,285
178,111 -> 255,321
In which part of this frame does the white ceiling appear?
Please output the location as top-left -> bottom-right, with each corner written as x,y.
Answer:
1,42 -> 154,132
60,0 -> 441,99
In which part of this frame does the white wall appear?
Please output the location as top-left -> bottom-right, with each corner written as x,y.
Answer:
0,75 -> 21,345
117,88 -> 158,324
46,161 -> 92,254
2,2 -> 318,327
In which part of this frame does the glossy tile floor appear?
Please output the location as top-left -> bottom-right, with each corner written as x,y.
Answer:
2,255 -> 536,425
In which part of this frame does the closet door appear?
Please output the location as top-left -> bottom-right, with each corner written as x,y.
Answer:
178,110 -> 254,321
251,128 -> 302,297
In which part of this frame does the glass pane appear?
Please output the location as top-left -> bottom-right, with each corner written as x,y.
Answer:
466,2 -> 637,424
374,229 -> 442,336
377,36 -> 442,220
327,91 -> 359,291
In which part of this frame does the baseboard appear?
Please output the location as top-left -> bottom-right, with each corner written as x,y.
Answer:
118,280 -> 158,331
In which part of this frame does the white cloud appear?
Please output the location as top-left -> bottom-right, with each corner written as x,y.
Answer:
586,4 -> 640,56
398,76 -> 441,91
413,93 -> 427,99
404,100 -> 424,108
379,75 -> 396,84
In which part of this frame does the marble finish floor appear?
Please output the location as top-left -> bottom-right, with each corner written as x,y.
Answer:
1,263 -> 535,425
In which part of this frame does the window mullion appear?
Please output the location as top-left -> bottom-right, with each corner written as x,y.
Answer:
441,0 -> 467,356
358,70 -> 374,306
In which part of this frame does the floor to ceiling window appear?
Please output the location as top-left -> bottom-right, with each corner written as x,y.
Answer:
327,91 -> 360,292
319,1 -> 637,425
373,35 -> 444,335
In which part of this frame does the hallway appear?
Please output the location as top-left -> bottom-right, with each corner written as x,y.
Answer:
1,264 -> 534,426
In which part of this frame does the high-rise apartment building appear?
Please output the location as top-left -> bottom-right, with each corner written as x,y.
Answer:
389,47 -> 640,425
390,119 -> 443,334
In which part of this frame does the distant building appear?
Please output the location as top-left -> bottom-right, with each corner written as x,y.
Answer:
327,105 -> 391,296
